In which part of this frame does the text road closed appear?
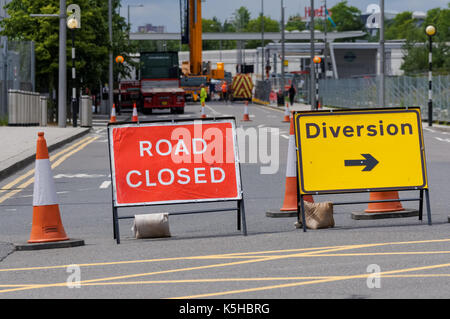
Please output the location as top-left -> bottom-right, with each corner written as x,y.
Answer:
110,120 -> 241,206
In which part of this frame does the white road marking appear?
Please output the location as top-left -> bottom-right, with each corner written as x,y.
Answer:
435,137 -> 450,143
54,174 -> 106,179
281,134 -> 290,139
100,181 -> 111,189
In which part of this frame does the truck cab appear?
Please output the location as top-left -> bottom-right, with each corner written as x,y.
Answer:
139,51 -> 185,114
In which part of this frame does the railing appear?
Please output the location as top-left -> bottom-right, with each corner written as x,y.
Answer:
319,75 -> 450,123
8,90 -> 48,126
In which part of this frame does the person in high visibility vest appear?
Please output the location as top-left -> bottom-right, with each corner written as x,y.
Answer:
221,81 -> 228,102
200,84 -> 207,106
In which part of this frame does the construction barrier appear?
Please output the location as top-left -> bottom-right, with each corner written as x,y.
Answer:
107,117 -> 247,244
293,107 -> 431,231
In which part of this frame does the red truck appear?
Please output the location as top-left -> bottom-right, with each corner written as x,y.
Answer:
139,51 -> 185,114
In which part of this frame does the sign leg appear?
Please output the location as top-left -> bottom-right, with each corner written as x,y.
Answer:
299,195 -> 307,232
237,200 -> 241,231
113,207 -> 120,244
425,189 -> 432,226
418,189 -> 424,221
239,199 -> 248,236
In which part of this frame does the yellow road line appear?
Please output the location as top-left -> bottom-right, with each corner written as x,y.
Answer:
0,136 -> 93,194
171,262 -> 450,299
0,136 -> 99,204
1,238 -> 450,273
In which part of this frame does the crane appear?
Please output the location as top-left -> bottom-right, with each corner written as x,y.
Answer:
179,0 -> 225,101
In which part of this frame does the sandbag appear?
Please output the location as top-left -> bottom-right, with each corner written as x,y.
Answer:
132,213 -> 171,239
296,201 -> 334,230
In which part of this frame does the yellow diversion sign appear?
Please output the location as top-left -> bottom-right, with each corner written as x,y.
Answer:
294,107 -> 428,194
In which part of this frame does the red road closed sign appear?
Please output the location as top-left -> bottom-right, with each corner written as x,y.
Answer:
108,119 -> 242,207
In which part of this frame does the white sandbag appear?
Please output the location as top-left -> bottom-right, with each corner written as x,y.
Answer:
131,213 -> 171,239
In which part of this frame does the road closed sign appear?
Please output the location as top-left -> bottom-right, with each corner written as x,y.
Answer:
294,108 -> 428,194
108,119 -> 242,206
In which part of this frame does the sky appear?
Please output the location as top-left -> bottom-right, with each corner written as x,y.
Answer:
120,0 -> 449,32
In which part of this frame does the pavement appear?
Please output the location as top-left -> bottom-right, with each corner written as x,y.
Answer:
0,125 -> 91,181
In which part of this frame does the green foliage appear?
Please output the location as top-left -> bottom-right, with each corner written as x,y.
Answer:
328,1 -> 364,32
285,15 -> 306,32
0,0 -> 134,94
400,6 -> 450,75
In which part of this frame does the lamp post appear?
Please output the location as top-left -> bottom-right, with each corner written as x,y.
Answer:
313,56 -> 321,110
128,4 -> 143,43
425,25 -> 436,127
67,5 -> 80,127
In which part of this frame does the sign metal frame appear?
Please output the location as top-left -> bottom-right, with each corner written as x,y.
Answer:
293,107 -> 431,232
107,117 -> 247,244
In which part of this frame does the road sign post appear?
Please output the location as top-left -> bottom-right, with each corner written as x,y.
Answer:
293,107 -> 431,231
107,117 -> 247,244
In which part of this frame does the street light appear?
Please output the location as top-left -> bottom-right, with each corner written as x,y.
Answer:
67,4 -> 81,127
425,25 -> 436,127
313,56 -> 321,110
128,4 -> 144,33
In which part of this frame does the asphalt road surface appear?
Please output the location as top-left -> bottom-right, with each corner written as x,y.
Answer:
0,101 -> 449,300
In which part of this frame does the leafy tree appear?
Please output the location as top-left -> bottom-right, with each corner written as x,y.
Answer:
245,15 -> 280,49
232,6 -> 251,31
328,1 -> 364,32
285,15 -> 306,32
401,6 -> 450,75
0,0 -> 133,95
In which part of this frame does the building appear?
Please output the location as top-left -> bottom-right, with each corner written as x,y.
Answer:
137,24 -> 166,33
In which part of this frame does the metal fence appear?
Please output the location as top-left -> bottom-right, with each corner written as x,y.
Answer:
0,39 -> 34,117
319,75 -> 450,123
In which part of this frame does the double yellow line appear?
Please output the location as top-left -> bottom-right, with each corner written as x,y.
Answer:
0,135 -> 99,204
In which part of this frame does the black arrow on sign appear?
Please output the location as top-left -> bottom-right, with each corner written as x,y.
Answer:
344,154 -> 379,171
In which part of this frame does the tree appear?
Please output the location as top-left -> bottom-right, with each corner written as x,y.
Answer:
0,0 -> 133,95
245,15 -> 280,49
328,1 -> 364,32
285,15 -> 306,32
401,6 -> 450,75
232,6 -> 251,31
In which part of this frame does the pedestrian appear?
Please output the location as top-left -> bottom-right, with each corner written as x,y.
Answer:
200,84 -> 207,106
288,84 -> 296,106
221,81 -> 228,102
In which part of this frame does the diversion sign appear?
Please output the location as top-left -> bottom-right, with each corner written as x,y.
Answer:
294,107 -> 428,194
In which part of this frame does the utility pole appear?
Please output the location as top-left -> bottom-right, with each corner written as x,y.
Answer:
323,0 -> 328,78
379,0 -> 385,107
261,0 -> 264,80
281,0 -> 285,99
108,0 -> 113,116
310,0 -> 315,110
58,0 -> 67,127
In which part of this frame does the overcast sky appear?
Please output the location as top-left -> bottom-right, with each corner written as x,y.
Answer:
120,0 -> 449,32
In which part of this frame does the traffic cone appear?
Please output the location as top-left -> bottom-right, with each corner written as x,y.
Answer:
132,103 -> 138,122
280,115 -> 313,211
201,102 -> 207,118
242,101 -> 250,121
364,191 -> 404,213
110,104 -> 117,123
28,132 -> 69,243
283,103 -> 290,122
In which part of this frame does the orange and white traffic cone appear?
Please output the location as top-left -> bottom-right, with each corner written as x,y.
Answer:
28,132 -> 69,243
365,191 -> 404,213
110,104 -> 117,123
280,115 -> 313,211
283,102 -> 290,122
132,103 -> 139,122
201,102 -> 207,119
242,101 -> 250,121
